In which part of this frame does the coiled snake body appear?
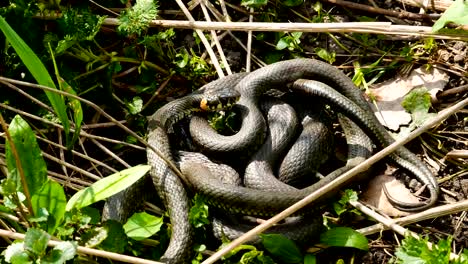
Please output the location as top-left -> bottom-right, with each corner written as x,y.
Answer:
146,59 -> 439,263
146,74 -> 244,263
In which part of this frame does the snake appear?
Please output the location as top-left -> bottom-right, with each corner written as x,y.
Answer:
145,58 -> 439,263
187,59 -> 439,211
146,73 -> 245,264
192,96 -> 372,244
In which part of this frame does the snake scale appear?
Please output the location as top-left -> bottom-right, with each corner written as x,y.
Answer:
144,58 -> 440,263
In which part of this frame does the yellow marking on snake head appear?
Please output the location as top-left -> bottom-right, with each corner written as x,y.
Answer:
200,98 -> 209,111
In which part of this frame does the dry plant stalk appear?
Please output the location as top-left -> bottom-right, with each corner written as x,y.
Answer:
397,0 -> 453,11
100,19 -> 468,41
350,200 -> 461,261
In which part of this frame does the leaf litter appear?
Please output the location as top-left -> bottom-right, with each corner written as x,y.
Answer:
368,66 -> 449,132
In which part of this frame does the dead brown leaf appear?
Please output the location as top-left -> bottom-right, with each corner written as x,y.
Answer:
369,66 -> 449,131
360,174 -> 421,217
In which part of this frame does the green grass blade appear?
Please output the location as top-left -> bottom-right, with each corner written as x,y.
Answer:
48,43 -> 83,149
0,15 -> 70,140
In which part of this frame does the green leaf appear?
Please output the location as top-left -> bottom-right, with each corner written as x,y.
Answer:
98,220 -> 127,253
81,207 -> 101,225
333,189 -> 359,216
222,244 -> 258,259
315,48 -> 336,64
432,0 -> 468,32
2,174 -> 19,196
291,32 -> 302,40
276,33 -> 302,51
221,243 -> 275,264
304,254 -> 316,264
82,226 -> 109,248
118,0 -> 159,36
282,0 -> 304,7
3,242 -> 29,264
175,49 -> 189,68
352,63 -> 366,87
402,87 -> 432,114
24,228 -> 50,258
189,194 -> 210,228
261,234 -> 303,263
123,212 -> 163,240
66,165 -> 150,211
241,0 -> 268,8
6,115 -> 47,197
28,208 -> 49,223
319,227 -> 369,251
401,87 -> 436,128
276,38 -> 290,50
40,241 -> 77,264
127,96 -> 143,115
395,234 -> 454,264
0,16 -> 71,143
394,253 -> 426,264
31,180 -> 67,234
81,221 -> 127,252
48,42 -> 83,149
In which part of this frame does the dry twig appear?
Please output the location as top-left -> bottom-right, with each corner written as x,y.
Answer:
351,200 -> 461,261
324,0 -> 439,21
101,19 -> 468,41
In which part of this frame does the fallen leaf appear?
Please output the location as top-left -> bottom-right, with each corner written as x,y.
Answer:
360,174 -> 421,217
368,66 -> 449,131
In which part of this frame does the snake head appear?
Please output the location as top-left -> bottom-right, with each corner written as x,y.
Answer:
200,90 -> 240,111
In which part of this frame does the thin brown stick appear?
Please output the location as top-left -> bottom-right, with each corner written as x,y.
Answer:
57,129 -> 68,177
350,200 -> 461,260
357,199 -> 468,236
34,13 -> 464,40
174,0 -> 225,78
199,1 -> 232,74
0,101 -> 145,151
81,121 -> 127,129
89,0 -> 119,16
0,80 -> 55,113
323,0 -> 437,21
217,0 -> 230,22
90,138 -> 131,168
397,0 -> 452,11
437,84 -> 468,98
46,170 -> 93,187
102,19 -> 467,41
78,138 -> 105,178
0,77 -> 187,186
142,71 -> 173,111
202,95 -> 468,264
246,8 -> 253,72
41,152 -> 101,181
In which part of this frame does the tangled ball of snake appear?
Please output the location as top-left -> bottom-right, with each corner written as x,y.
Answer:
141,59 -> 439,263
